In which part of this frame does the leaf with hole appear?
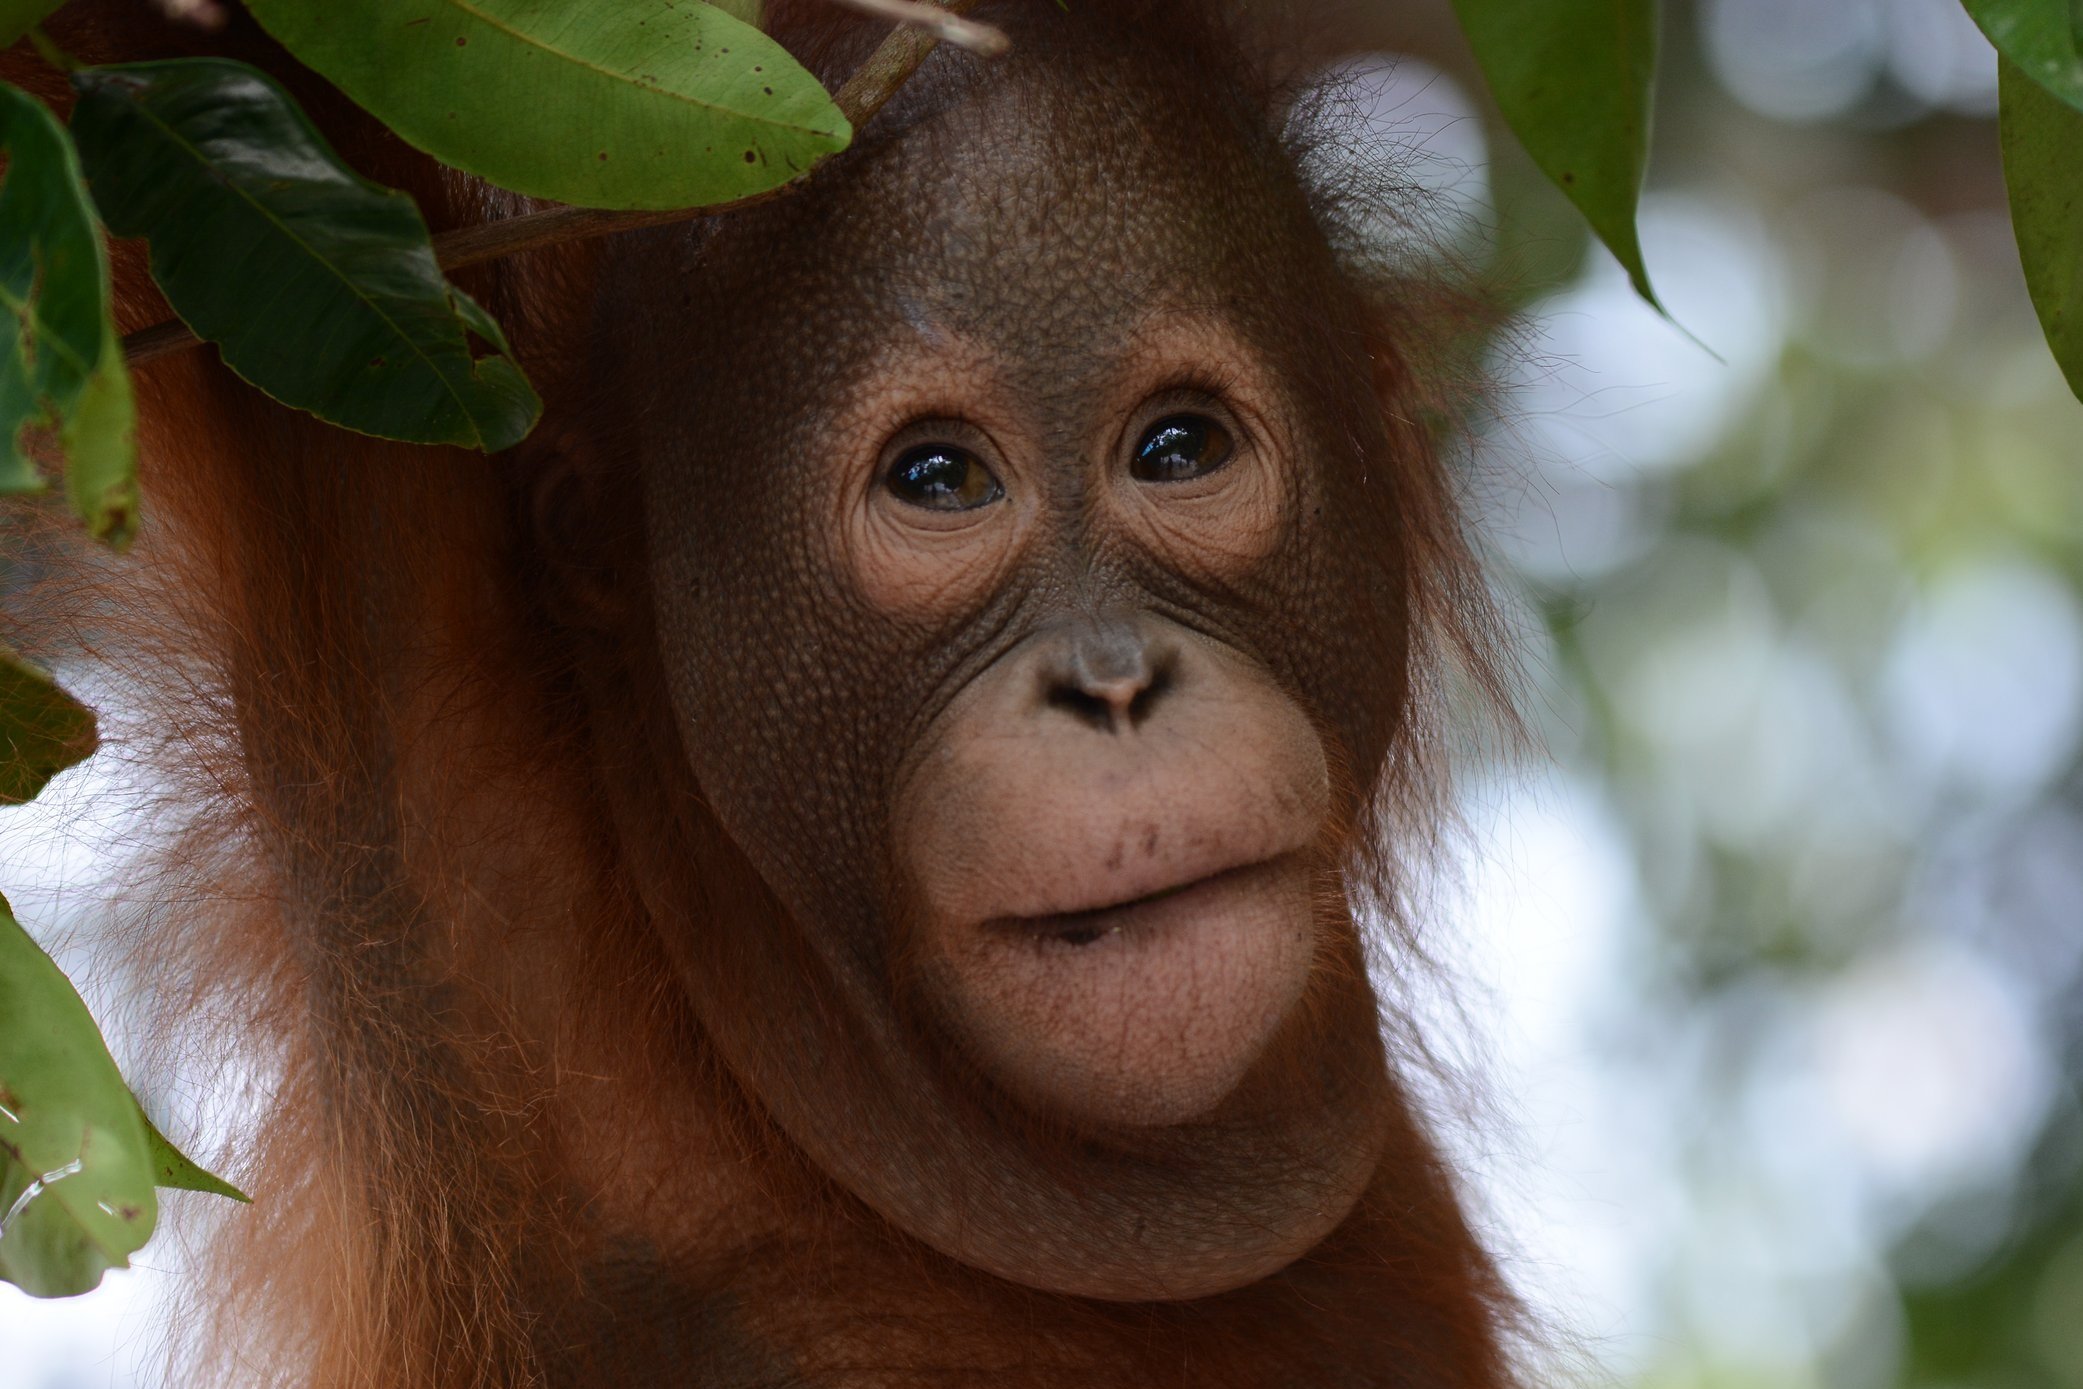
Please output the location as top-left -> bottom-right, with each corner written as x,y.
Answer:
70,59 -> 540,451
1448,0 -> 1664,311
0,893 -> 158,1298
0,79 -> 123,496
243,0 -> 850,211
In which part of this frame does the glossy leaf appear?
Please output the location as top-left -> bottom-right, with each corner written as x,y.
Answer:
1965,0 -> 2083,113
243,0 -> 850,211
70,59 -> 541,452
1449,0 -> 1664,309
0,0 -> 66,49
0,893 -> 157,1297
1999,55 -> 2083,403
0,647 -> 96,806
61,333 -> 138,550
0,80 -> 111,494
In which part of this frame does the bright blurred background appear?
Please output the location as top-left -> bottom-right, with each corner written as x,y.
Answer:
1308,0 -> 2083,1385
5,1 -> 2081,1385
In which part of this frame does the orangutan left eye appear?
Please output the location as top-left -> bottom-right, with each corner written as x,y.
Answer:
1131,414 -> 1235,483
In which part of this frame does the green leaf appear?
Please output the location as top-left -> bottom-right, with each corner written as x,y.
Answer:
0,646 -> 96,806
0,892 -> 157,1298
1965,0 -> 2083,113
0,79 -> 108,493
1999,55 -> 2083,404
1449,0 -> 1664,310
0,81 -> 137,537
243,0 -> 850,211
70,59 -> 541,452
135,1104 -> 247,1203
61,331 -> 137,550
0,1 -> 67,49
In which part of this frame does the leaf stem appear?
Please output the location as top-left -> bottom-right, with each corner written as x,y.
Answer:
26,28 -> 79,74
817,0 -> 1007,56
121,0 -> 989,368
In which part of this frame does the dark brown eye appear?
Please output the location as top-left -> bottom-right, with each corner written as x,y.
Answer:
885,444 -> 1004,511
1131,414 -> 1234,483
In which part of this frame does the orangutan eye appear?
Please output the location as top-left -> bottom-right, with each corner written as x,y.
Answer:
885,444 -> 1004,511
1131,414 -> 1234,483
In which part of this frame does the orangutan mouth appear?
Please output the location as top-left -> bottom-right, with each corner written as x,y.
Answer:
989,855 -> 1304,949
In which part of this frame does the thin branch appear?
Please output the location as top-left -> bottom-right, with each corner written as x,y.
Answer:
122,0 -> 987,367
26,27 -> 80,73
120,319 -> 200,364
818,0 -> 1007,55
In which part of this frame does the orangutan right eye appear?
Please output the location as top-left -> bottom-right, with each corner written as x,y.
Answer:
885,444 -> 1005,511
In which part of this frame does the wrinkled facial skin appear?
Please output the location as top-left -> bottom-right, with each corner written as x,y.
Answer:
602,14 -> 1413,1302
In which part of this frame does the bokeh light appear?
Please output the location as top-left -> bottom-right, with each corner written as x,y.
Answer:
1317,1 -> 2083,1385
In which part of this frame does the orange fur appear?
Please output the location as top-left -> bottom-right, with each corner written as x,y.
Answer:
4,6 -> 1527,1384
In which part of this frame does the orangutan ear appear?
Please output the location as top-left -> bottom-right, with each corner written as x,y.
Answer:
523,429 -> 636,634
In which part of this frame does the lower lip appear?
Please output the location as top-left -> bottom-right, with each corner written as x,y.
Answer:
986,857 -> 1298,949
934,853 -> 1320,1127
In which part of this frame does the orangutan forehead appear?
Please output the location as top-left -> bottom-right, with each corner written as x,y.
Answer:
886,90 -> 1298,315
637,25 -> 1342,442
811,139 -> 1316,406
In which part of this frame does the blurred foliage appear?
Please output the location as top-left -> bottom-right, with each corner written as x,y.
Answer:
1425,0 -> 2083,1384
0,79 -> 132,511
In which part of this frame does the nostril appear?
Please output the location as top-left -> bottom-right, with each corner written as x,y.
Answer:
1126,659 -> 1174,727
1045,682 -> 1121,732
1034,616 -> 1185,733
1044,647 -> 1177,733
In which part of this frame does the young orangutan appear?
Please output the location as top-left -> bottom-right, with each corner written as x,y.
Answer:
8,2 -> 1523,1384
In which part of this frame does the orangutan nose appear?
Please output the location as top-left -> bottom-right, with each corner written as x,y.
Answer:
1039,616 -> 1178,733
